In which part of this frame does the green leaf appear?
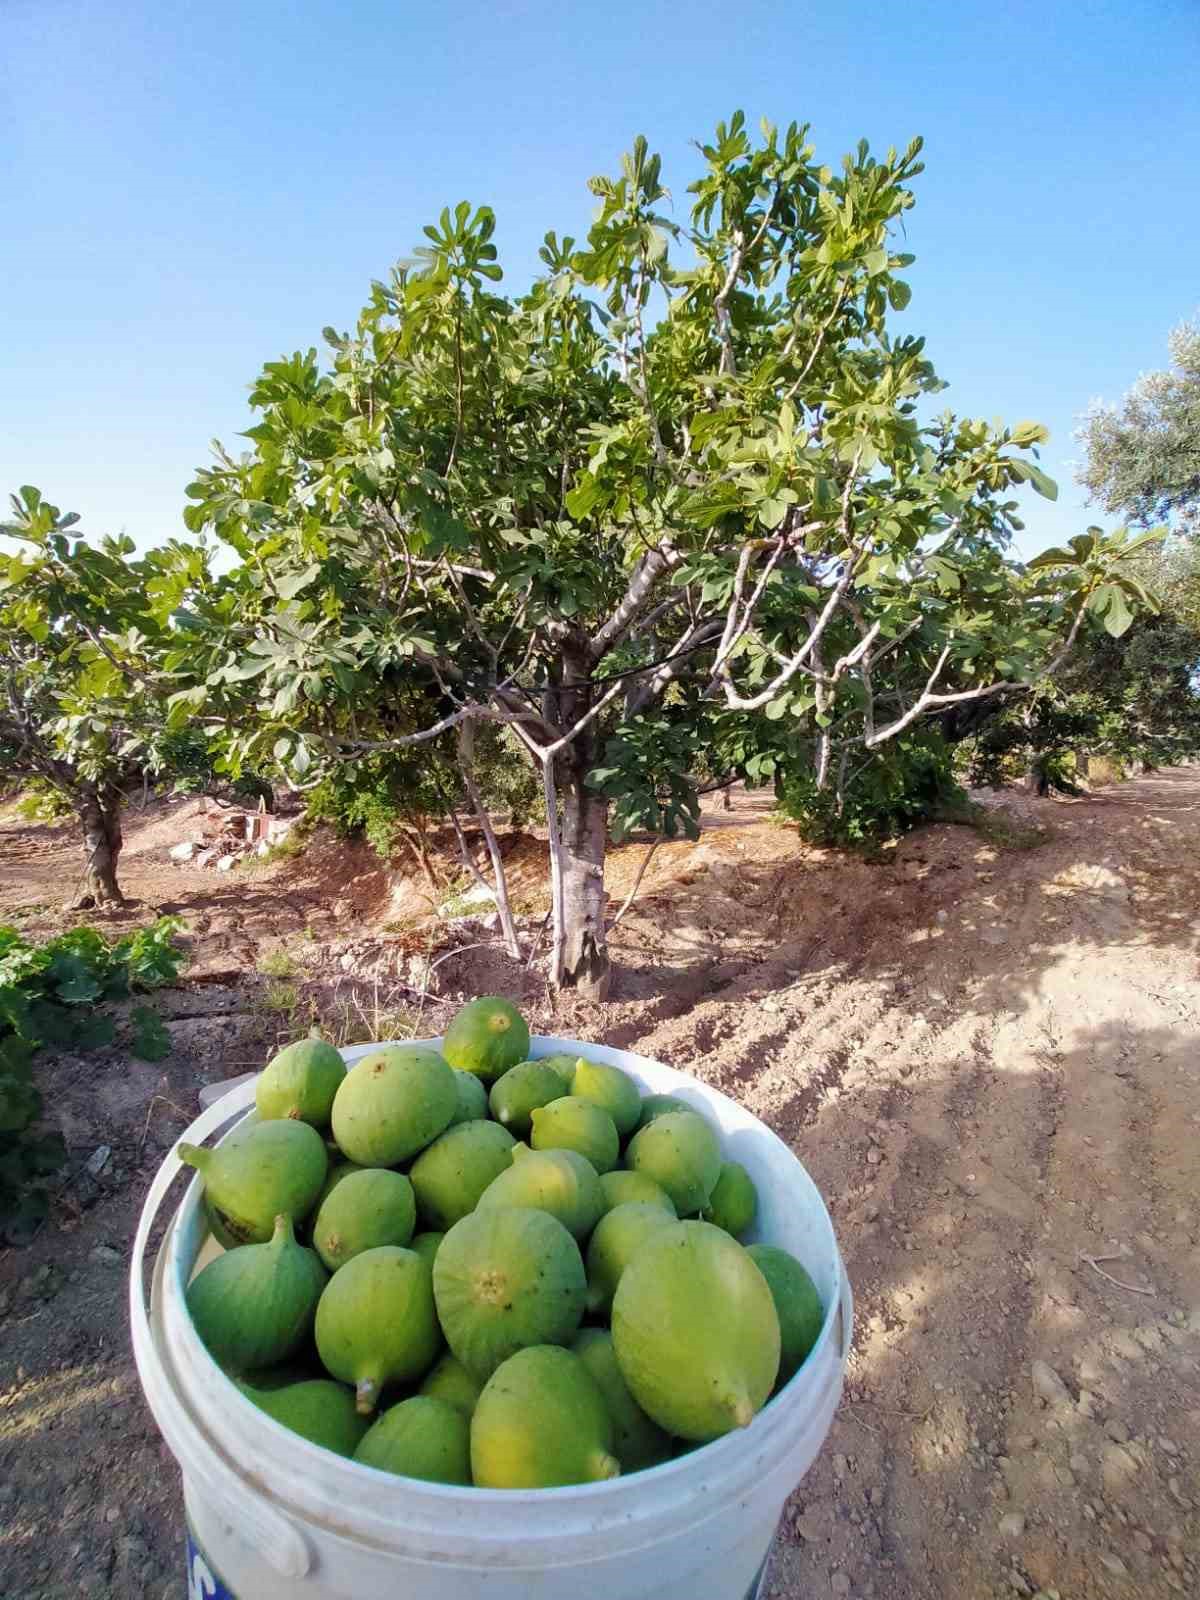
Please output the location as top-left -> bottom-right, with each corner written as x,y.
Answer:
1010,420 -> 1049,447
1024,463 -> 1058,501
1027,544 -> 1078,571
1087,582 -> 1134,637
275,564 -> 322,600
131,1004 -> 171,1062
757,496 -> 790,530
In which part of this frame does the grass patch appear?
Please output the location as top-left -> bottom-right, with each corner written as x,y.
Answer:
258,948 -> 299,979
262,979 -> 301,1015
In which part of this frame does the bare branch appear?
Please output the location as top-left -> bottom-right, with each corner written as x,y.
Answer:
627,618 -> 725,714
457,723 -> 521,958
609,837 -> 662,930
714,448 -> 867,710
589,544 -> 678,663
781,285 -> 849,404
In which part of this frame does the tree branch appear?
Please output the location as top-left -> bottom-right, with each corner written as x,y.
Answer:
589,545 -> 677,662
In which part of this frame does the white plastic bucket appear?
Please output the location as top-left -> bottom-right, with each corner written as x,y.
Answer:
130,1037 -> 852,1600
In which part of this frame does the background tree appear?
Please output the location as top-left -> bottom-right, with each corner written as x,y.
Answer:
1078,318 -> 1200,536
965,531 -> 1200,790
0,488 -> 204,905
182,116 -> 1154,997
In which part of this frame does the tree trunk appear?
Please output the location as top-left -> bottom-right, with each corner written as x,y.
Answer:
537,636 -> 611,998
555,752 -> 610,999
75,785 -> 124,907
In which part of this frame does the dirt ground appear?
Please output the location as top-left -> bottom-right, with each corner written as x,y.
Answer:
1,770 -> 1198,1599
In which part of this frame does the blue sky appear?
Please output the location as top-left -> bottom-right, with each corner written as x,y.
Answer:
3,0 -> 1198,557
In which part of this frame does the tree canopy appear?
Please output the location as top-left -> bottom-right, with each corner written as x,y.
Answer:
176,115 -> 1160,993
1078,319 -> 1200,537
0,487 -> 206,903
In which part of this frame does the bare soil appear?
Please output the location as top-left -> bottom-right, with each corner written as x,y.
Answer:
1,771 -> 1198,1600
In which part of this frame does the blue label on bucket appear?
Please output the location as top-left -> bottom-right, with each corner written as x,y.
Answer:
186,1530 -> 237,1600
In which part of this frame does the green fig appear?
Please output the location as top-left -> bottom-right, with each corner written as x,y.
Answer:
312,1169 -> 416,1272
409,1231 -> 444,1271
476,1146 -> 604,1241
315,1246 -> 441,1414
746,1245 -> 825,1387
530,1096 -> 619,1174
572,1328 -> 672,1472
418,1353 -> 484,1418
255,1036 -> 346,1129
449,1069 -> 489,1126
312,1158 -> 367,1215
186,1215 -> 326,1373
471,1346 -> 620,1488
625,1111 -> 721,1215
584,1201 -> 676,1316
529,1052 -> 590,1086
612,1221 -> 780,1441
180,1120 -> 328,1247
408,1120 -> 516,1230
598,1170 -> 676,1216
635,1093 -> 692,1130
701,1161 -> 758,1238
433,1206 -> 586,1379
441,996 -> 530,1084
355,1395 -> 471,1485
488,1061 -> 568,1138
238,1378 -> 369,1457
568,1059 -> 642,1139
330,1046 -> 458,1167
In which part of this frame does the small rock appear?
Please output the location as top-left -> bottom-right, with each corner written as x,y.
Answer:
999,1512 -> 1026,1538
89,1244 -> 123,1266
1102,1443 -> 1139,1494
1031,1360 -> 1072,1408
1098,1552 -> 1129,1578
1158,1437 -> 1179,1455
215,855 -> 237,873
831,1575 -> 851,1596
1069,1453 -> 1088,1476
1104,1417 -> 1130,1444
832,1453 -> 848,1477
869,1487 -> 883,1508
104,1506 -> 120,1524
85,1144 -> 113,1178
866,1149 -> 882,1166
169,840 -> 196,862
1133,1531 -> 1152,1553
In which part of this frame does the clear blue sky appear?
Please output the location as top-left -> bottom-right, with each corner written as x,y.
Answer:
3,0 -> 1198,557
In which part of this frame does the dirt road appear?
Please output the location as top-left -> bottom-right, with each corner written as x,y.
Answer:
1,770 -> 1197,1599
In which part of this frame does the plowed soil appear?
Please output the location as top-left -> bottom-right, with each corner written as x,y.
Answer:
1,769 -> 1197,1600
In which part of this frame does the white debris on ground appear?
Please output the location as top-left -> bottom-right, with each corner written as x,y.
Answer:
166,797 -> 300,871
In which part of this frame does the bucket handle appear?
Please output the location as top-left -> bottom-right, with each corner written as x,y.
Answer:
128,1081 -> 313,1579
